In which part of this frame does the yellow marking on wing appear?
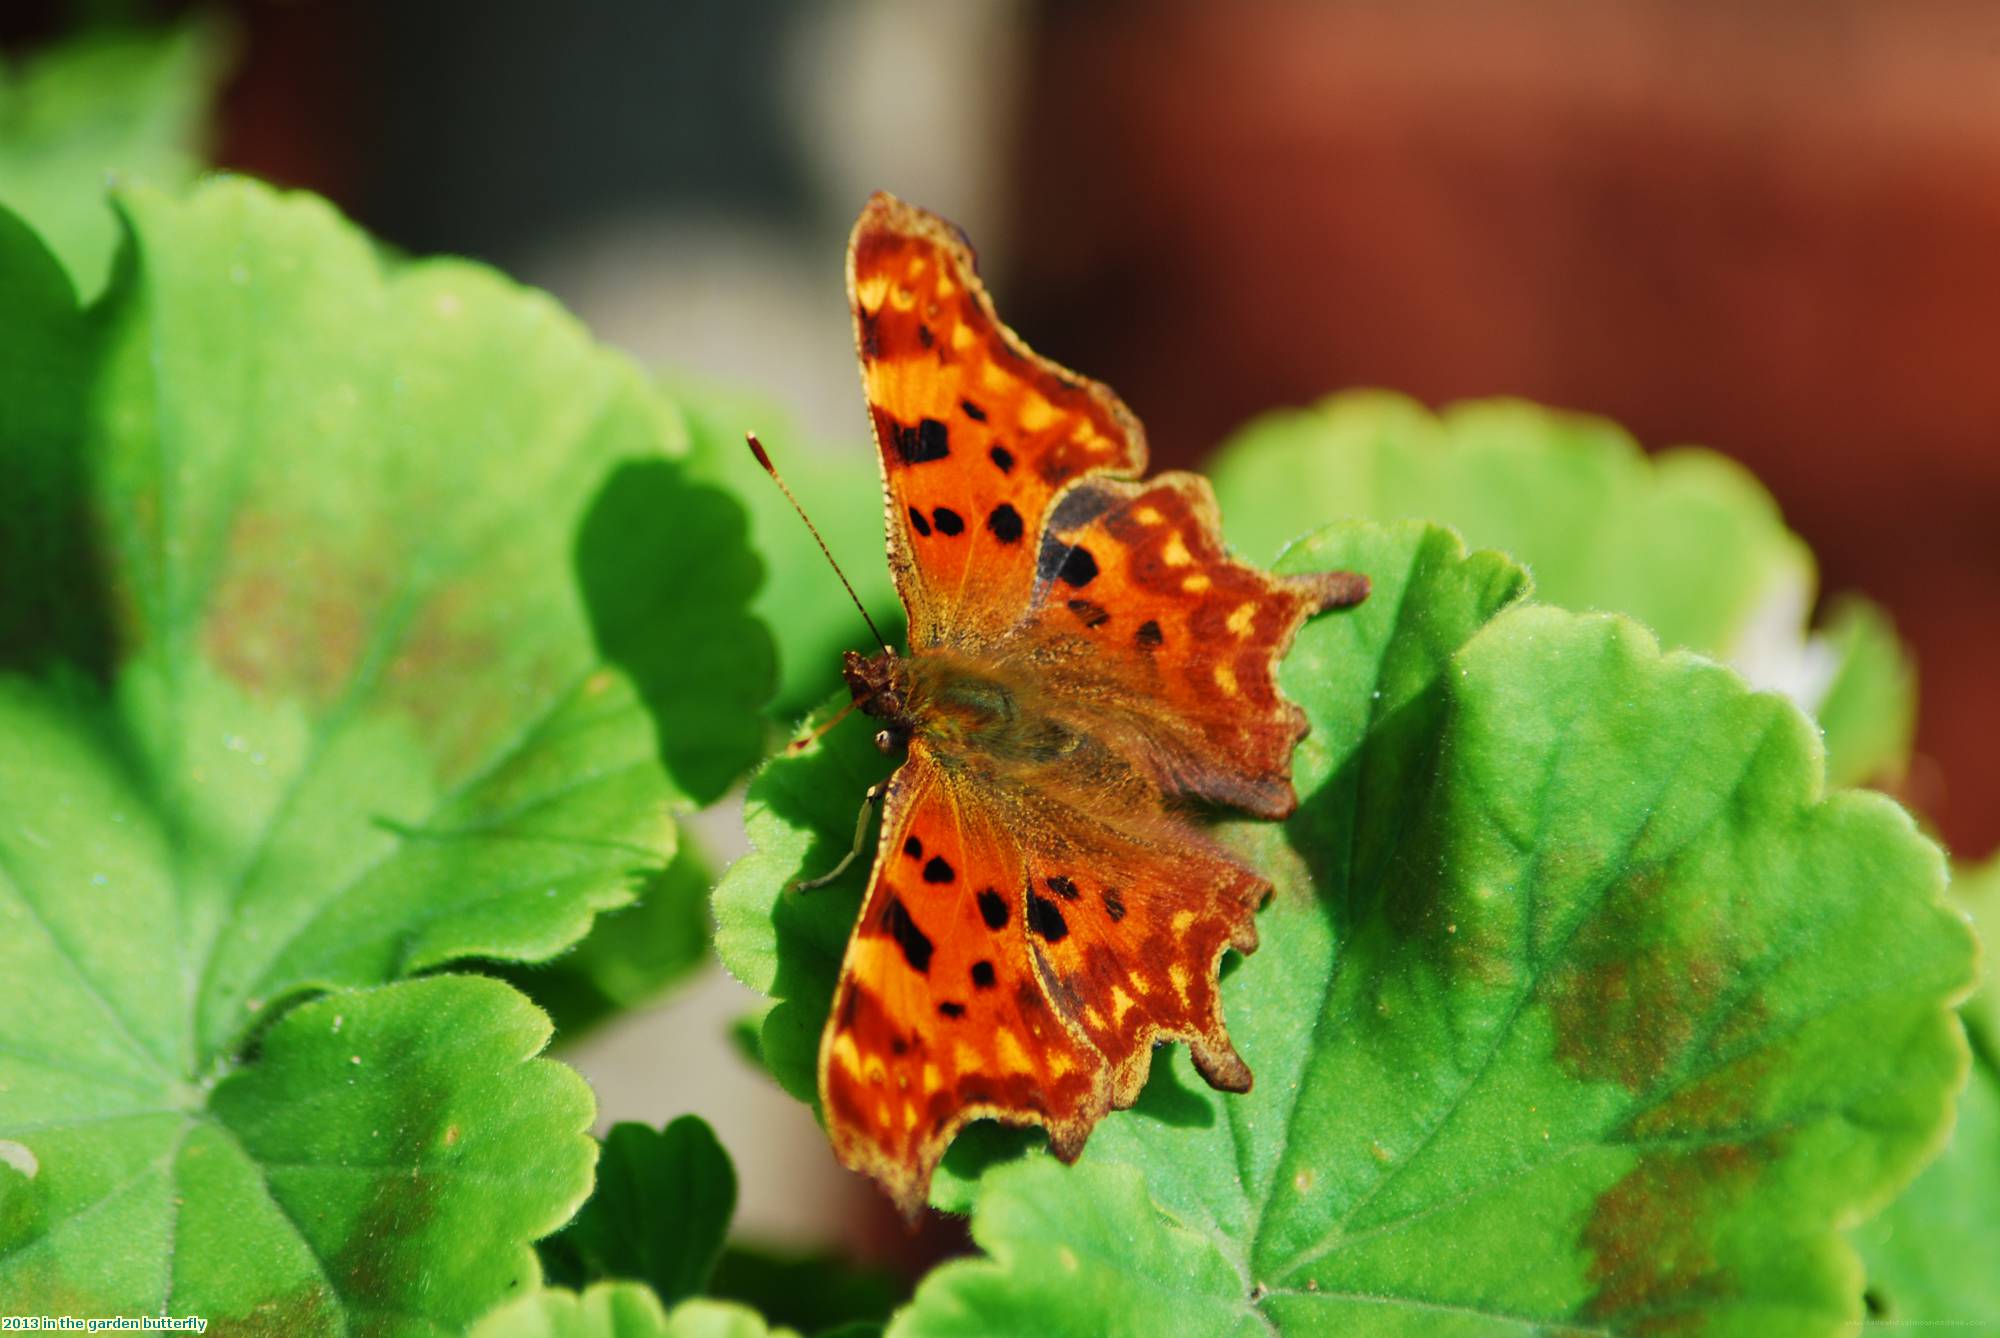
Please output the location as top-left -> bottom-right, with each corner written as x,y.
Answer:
922,1063 -> 942,1095
830,1032 -> 861,1077
1047,1050 -> 1076,1080
1084,1005 -> 1106,1030
996,1028 -> 1034,1075
1169,962 -> 1191,1005
1214,663 -> 1239,696
1134,505 -> 1162,524
952,321 -> 977,352
1161,532 -> 1192,567
863,1055 -> 887,1086
954,1040 -> 981,1072
981,360 -> 1011,391
908,256 -> 928,278
1227,602 -> 1257,636
1171,909 -> 1196,935
855,274 -> 889,313
1110,985 -> 1135,1026
1017,393 -> 1056,432
1128,971 -> 1151,996
1183,573 -> 1212,594
876,1099 -> 892,1127
890,284 -> 916,312
936,274 -> 956,298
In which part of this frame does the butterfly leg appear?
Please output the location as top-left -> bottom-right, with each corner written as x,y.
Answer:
793,782 -> 883,891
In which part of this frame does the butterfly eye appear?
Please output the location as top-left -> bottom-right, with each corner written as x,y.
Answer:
874,729 -> 896,754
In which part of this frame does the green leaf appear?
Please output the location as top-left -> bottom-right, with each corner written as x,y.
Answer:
1953,855 -> 2000,1053
497,844 -> 715,1041
1208,393 -> 1918,787
713,695 -> 898,1105
472,1282 -> 676,1338
0,969 -> 595,1329
890,1159 -> 1265,1338
0,20 -> 225,297
0,178 -> 772,1321
707,1246 -> 905,1336
1811,597 -> 1918,790
725,521 -> 1975,1334
541,1117 -> 737,1308
473,1281 -> 800,1338
1209,393 -> 1810,660
1849,1056 -> 2000,1328
676,384 -> 902,717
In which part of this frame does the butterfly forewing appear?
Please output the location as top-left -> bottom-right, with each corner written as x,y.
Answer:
848,193 -> 1146,649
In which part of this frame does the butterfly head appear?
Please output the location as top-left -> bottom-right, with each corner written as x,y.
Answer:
841,648 -> 914,754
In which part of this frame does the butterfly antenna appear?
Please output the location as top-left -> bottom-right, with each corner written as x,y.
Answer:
745,431 -> 893,655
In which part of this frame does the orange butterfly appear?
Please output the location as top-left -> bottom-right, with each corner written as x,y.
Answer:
816,193 -> 1368,1218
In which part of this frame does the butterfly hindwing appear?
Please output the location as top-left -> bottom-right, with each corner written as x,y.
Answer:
848,193 -> 1146,649
1023,471 -> 1368,818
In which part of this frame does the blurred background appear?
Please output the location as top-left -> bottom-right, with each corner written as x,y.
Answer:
7,0 -> 1998,1295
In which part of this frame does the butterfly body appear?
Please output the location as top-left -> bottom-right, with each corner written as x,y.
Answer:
817,194 -> 1368,1218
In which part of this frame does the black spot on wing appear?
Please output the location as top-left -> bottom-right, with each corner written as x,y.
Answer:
1027,891 -> 1069,942
937,1001 -> 965,1018
880,896 -> 933,973
971,960 -> 997,989
961,399 -> 989,421
922,855 -> 956,884
977,888 -> 1008,930
892,417 -> 951,464
918,323 -> 935,348
1057,546 -> 1099,588
1047,875 -> 1080,901
860,312 -> 881,359
1102,889 -> 1126,922
932,507 -> 965,536
1066,598 -> 1109,629
907,506 -> 931,537
989,444 -> 1014,474
986,502 -> 1023,544
903,835 -> 923,859
1136,619 -> 1163,648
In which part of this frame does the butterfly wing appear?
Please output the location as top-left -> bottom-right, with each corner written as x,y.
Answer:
848,193 -> 1145,650
818,750 -> 1107,1220
1019,471 -> 1368,819
818,738 -> 1281,1218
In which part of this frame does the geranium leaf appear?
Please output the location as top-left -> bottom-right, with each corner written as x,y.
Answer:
0,19 -> 224,297
0,178 -> 771,1323
473,1283 -> 800,1338
722,519 -> 1974,1334
497,844 -> 715,1041
1208,393 -> 1913,785
1848,1054 -> 1999,1328
891,1159 -> 1264,1337
1209,393 -> 1809,659
0,966 -> 594,1329
1810,598 -> 1918,789
541,1117 -> 736,1307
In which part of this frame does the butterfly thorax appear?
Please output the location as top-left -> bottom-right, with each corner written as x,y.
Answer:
843,646 -> 1079,766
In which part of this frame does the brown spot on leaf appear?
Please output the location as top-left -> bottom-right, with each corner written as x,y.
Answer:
1581,1139 -> 1775,1329
1547,870 -> 1730,1091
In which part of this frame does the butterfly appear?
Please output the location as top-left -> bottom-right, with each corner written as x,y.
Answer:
815,192 -> 1368,1219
